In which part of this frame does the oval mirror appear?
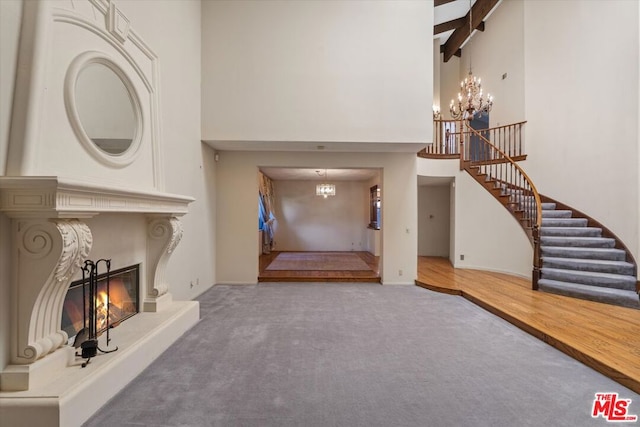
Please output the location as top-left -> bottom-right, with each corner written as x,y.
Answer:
74,63 -> 137,155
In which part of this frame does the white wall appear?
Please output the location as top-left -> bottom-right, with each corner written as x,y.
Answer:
523,0 -> 639,262
418,185 -> 450,257
0,0 -> 23,377
457,0 -> 525,127
440,54 -> 460,120
201,0 -> 433,144
216,151 -> 417,285
272,180 -> 368,251
114,0 -> 216,300
417,157 -> 532,277
433,39 -> 441,113
453,172 -> 532,277
0,0 -> 22,176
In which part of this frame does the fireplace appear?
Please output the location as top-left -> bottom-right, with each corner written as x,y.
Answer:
61,264 -> 140,346
0,1 -> 200,425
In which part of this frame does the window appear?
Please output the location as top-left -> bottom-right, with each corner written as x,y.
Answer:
369,185 -> 381,229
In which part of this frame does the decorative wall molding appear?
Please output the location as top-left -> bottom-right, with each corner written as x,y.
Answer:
0,176 -> 194,218
107,1 -> 130,43
7,0 -> 165,190
64,51 -> 144,168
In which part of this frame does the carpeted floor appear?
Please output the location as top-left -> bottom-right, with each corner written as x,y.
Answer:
265,252 -> 372,271
84,283 -> 639,427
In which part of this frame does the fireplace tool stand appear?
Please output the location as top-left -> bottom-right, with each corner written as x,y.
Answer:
75,259 -> 119,367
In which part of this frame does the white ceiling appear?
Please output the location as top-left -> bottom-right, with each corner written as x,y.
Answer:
260,167 -> 379,182
434,0 -> 475,46
434,0 -> 502,50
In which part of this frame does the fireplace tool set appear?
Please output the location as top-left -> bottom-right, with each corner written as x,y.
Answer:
74,259 -> 119,367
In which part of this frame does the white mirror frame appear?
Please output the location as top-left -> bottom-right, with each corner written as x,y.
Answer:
64,51 -> 143,168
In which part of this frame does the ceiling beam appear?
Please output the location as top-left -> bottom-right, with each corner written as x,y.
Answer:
434,17 -> 465,35
440,45 -> 461,58
434,0 -> 457,6
442,0 -> 499,62
435,18 -> 485,36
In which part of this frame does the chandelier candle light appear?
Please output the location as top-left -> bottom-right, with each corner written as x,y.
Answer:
449,0 -> 494,120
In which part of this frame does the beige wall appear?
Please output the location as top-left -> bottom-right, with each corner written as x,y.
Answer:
417,157 -> 532,277
114,0 -> 215,300
272,180 -> 369,252
457,0 -> 525,127
201,0 -> 433,144
523,0 -> 639,262
418,185 -> 450,257
0,0 -> 21,176
216,151 -> 417,285
453,171 -> 533,277
0,0 -> 23,376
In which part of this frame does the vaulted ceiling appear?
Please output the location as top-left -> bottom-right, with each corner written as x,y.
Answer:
434,0 -> 502,62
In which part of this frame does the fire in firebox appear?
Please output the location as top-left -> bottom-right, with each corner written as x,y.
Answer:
61,264 -> 139,344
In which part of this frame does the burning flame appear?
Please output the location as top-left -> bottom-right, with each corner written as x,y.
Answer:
95,291 -> 110,332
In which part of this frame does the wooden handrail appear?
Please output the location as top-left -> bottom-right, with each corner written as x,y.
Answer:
421,119 -> 527,160
462,121 -> 543,289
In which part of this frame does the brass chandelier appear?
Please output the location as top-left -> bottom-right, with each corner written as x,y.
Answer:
449,0 -> 493,120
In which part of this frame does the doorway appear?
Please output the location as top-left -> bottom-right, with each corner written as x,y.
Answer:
417,177 -> 452,259
469,114 -> 490,161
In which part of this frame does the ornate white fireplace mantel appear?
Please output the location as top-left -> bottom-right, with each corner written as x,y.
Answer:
0,176 -> 193,218
0,2 -> 202,424
0,176 -> 194,393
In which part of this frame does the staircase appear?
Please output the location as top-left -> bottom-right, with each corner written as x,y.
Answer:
452,120 -> 640,309
538,201 -> 639,309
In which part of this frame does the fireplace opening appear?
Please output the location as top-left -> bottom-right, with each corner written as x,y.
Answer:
61,264 -> 140,345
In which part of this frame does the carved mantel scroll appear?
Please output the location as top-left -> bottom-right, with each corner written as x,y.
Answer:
145,216 -> 184,312
13,219 -> 92,364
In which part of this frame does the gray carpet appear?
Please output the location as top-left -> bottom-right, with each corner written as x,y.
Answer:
84,283 -> 639,427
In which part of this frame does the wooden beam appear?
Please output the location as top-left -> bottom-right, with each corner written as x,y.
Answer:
443,0 -> 499,62
435,19 -> 485,36
434,17 -> 465,35
440,45 -> 461,58
435,0 -> 456,6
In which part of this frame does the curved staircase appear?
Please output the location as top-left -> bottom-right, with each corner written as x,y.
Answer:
538,201 -> 638,308
446,119 -> 640,309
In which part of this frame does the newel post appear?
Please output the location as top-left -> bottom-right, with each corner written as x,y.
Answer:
459,118 -> 465,170
532,224 -> 541,290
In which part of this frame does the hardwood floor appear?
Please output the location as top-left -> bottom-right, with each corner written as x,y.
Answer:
259,251 -> 381,283
416,256 -> 640,394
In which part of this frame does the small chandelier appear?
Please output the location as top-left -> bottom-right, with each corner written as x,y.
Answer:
316,170 -> 335,198
449,0 -> 493,120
